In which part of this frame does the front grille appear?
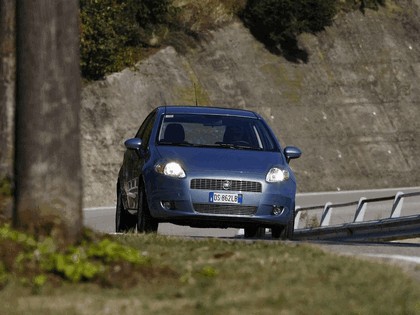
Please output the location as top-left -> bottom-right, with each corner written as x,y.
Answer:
193,203 -> 257,216
191,179 -> 262,193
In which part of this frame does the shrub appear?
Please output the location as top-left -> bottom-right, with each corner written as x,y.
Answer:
0,223 -> 149,289
79,0 -> 387,80
79,0 -> 248,80
80,0 -> 171,80
241,0 -> 337,50
81,0 -> 127,80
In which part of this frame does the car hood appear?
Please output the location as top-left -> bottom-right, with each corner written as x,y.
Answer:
155,146 -> 286,174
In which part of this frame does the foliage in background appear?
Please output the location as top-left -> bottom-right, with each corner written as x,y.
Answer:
80,0 -> 247,80
80,0 -> 171,80
80,0 -> 388,79
163,0 -> 246,53
241,0 -> 337,61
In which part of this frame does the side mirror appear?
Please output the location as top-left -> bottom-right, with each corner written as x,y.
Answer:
124,138 -> 142,150
284,146 -> 301,163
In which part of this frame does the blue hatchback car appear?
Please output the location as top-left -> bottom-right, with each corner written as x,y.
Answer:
116,106 -> 301,238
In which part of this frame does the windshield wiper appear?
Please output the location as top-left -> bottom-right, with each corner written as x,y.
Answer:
215,143 -> 262,151
158,141 -> 194,147
158,141 -> 262,150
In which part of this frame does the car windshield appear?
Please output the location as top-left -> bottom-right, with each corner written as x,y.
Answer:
156,114 -> 278,151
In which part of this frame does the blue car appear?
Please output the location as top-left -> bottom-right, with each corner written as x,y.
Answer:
116,106 -> 301,238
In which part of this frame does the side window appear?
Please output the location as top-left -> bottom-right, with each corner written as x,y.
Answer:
254,122 -> 277,151
135,111 -> 157,148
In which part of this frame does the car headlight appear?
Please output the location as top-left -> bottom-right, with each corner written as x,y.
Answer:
266,167 -> 289,182
155,161 -> 186,178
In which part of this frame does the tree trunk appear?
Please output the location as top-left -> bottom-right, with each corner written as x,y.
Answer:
14,0 -> 82,243
0,0 -> 15,221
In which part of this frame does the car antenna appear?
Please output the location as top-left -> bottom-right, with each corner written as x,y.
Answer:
194,83 -> 198,106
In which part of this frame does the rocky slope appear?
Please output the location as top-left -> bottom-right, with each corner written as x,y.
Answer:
81,0 -> 420,207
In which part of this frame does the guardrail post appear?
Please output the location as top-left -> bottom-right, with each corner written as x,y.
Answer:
390,192 -> 404,218
353,197 -> 367,222
294,206 -> 301,229
320,202 -> 332,227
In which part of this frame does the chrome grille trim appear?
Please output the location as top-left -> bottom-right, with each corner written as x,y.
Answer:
190,179 -> 262,193
193,203 -> 257,216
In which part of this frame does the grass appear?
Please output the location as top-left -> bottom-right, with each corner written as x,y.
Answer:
1,233 -> 420,314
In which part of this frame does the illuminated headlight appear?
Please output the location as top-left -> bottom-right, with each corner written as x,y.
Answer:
155,162 -> 186,178
266,167 -> 289,182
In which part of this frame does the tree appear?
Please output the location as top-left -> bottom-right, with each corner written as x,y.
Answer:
14,0 -> 82,244
0,0 -> 15,221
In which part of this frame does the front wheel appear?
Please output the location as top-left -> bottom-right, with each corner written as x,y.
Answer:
116,185 -> 136,233
244,226 -> 265,238
283,209 -> 295,240
283,208 -> 295,240
272,208 -> 295,240
271,226 -> 284,239
137,186 -> 158,233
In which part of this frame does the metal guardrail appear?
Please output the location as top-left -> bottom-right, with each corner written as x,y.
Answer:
294,215 -> 420,241
294,191 -> 420,241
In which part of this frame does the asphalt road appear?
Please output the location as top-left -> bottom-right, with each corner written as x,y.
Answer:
84,187 -> 420,281
84,186 -> 420,235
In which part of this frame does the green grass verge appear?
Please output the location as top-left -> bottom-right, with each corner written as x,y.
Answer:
1,233 -> 420,314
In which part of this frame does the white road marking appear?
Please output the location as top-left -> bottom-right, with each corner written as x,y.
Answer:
84,206 -> 115,211
364,254 -> 420,264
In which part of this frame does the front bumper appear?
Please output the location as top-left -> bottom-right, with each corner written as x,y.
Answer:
145,172 -> 296,229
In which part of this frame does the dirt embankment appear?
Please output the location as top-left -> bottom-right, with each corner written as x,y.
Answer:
81,0 -> 420,207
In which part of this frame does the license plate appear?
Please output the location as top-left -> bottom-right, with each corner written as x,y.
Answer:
209,192 -> 243,204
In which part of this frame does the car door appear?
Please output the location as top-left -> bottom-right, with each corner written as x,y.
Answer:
123,110 -> 157,210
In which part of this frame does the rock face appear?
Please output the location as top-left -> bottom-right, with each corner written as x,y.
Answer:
81,1 -> 420,207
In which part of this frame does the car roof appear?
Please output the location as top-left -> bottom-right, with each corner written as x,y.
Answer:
159,106 -> 260,119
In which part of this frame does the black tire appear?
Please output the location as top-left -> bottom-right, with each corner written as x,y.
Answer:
244,226 -> 265,238
272,208 -> 295,240
271,226 -> 284,239
137,185 -> 158,233
116,185 -> 136,233
282,208 -> 295,240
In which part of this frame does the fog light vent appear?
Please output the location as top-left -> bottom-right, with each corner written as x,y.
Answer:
161,201 -> 176,210
272,205 -> 285,216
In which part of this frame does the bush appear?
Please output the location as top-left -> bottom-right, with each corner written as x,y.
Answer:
0,223 -> 149,289
79,0 -> 387,79
242,0 -> 337,50
79,0 -> 249,80
80,0 -> 171,80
